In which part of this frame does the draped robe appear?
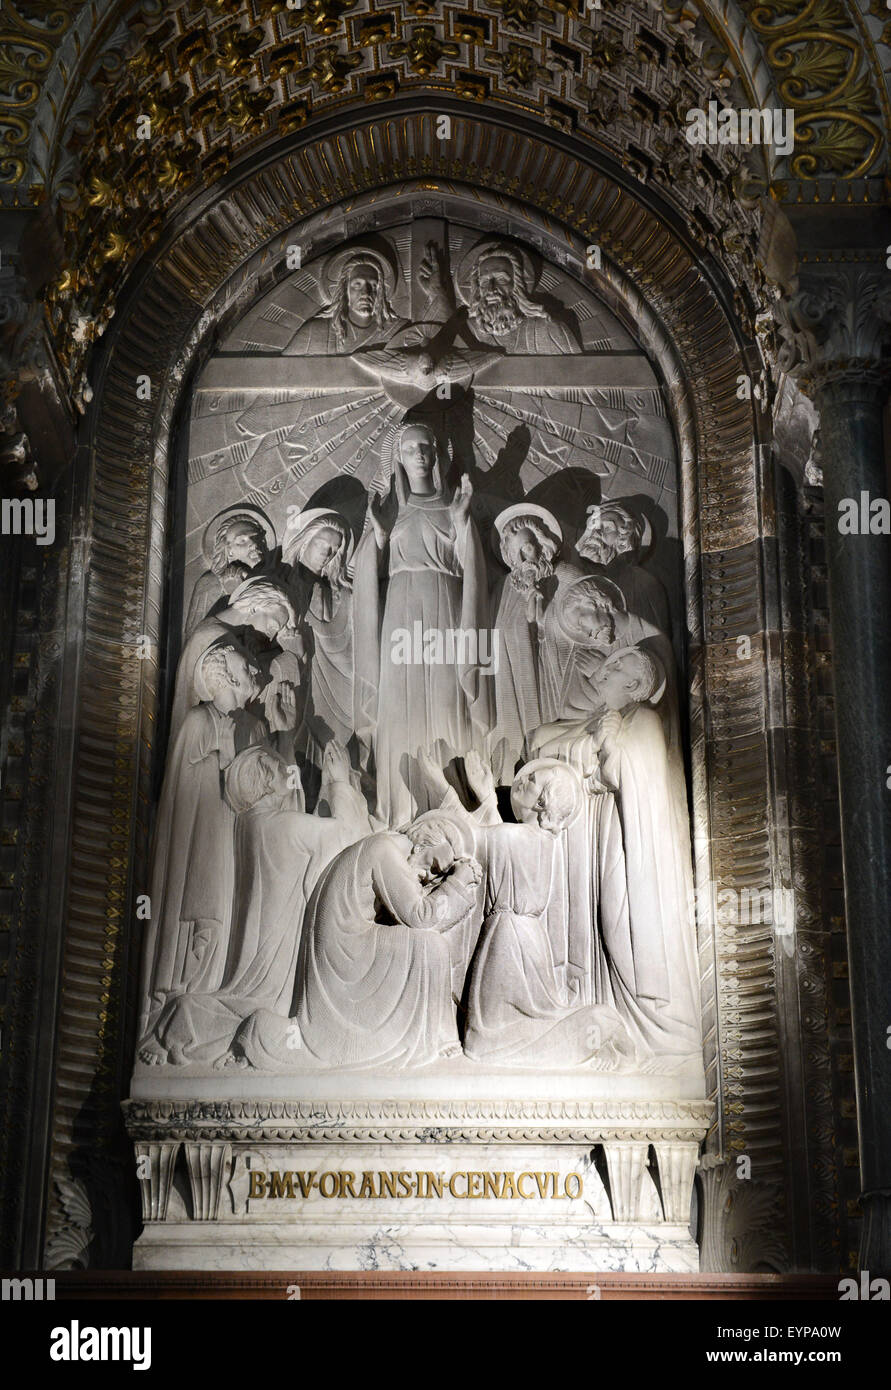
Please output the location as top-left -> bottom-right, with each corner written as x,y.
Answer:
147,787 -> 366,1066
288,569 -> 354,761
293,832 -> 476,1067
138,702 -> 265,1037
353,493 -> 491,826
490,576 -> 543,784
464,822 -> 618,1065
536,705 -> 701,1057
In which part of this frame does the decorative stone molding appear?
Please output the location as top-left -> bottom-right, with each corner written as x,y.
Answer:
123,1097 -> 716,1144
184,1142 -> 233,1221
790,260 -> 891,393
134,1141 -> 180,1223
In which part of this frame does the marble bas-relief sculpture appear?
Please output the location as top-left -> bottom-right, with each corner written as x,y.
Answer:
136,222 -> 702,1090
185,505 -> 276,635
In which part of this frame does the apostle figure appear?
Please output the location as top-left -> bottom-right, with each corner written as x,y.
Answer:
585,647 -> 701,1059
457,239 -> 581,354
138,642 -> 265,1042
419,749 -> 629,1066
293,816 -> 482,1068
353,421 -> 492,825
538,571 -> 625,722
283,247 -> 407,355
575,501 -> 671,637
169,576 -> 298,742
185,506 -> 275,634
575,500 -> 680,753
138,742 -> 371,1068
535,647 -> 700,1061
490,503 -> 562,785
282,507 -> 355,763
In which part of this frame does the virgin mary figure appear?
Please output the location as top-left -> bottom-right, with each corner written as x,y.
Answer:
353,422 -> 492,825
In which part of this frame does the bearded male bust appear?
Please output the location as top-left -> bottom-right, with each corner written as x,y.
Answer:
456,240 -> 582,354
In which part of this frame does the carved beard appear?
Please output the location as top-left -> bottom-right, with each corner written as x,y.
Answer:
509,557 -> 553,595
471,291 -> 524,338
577,534 -> 621,566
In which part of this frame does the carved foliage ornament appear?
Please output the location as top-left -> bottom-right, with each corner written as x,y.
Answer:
743,0 -> 884,178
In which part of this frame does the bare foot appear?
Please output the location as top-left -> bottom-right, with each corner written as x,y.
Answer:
439,1040 -> 463,1059
213,1050 -> 249,1071
139,1041 -> 167,1066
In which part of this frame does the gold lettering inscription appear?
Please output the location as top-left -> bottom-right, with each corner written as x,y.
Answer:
248,1166 -> 585,1199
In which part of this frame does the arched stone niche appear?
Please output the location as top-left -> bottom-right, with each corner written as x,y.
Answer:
46,107 -> 796,1274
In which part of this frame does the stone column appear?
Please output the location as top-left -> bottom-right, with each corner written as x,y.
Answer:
793,265 -> 891,1273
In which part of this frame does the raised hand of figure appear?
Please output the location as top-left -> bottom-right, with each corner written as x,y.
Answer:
464,748 -> 496,803
417,241 -> 447,302
592,709 -> 623,754
416,745 -> 450,802
451,855 -> 482,890
267,680 -> 298,733
369,483 -> 397,547
575,647 -> 605,680
449,473 -> 473,528
322,740 -> 351,784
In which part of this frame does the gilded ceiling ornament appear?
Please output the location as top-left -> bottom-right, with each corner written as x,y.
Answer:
226,86 -> 274,133
589,28 -> 623,67
176,29 -> 213,70
357,16 -> 393,45
299,43 -> 362,91
203,24 -> 266,79
453,72 -> 487,100
490,0 -> 552,30
365,73 -> 399,99
498,41 -> 549,88
278,97 -> 309,131
292,0 -> 357,36
454,19 -> 486,44
390,25 -> 460,75
269,39 -> 306,78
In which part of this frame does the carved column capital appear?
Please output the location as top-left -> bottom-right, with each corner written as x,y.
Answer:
787,262 -> 891,398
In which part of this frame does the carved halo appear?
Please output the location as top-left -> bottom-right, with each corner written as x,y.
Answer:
510,758 -> 584,831
401,808 -> 476,859
321,243 -> 399,303
281,507 -> 355,567
493,502 -> 563,562
455,237 -> 538,305
555,573 -> 627,644
200,504 -> 276,570
603,645 -> 668,706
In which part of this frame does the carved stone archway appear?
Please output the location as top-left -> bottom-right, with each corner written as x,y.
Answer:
33,98 -> 832,1275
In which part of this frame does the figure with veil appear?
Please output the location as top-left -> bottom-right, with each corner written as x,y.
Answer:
352,422 -> 492,825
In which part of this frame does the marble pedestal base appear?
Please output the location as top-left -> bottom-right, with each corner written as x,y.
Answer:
125,1093 -> 712,1274
133,1217 -> 700,1274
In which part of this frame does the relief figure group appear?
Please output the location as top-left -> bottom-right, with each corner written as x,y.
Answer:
137,236 -> 701,1078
